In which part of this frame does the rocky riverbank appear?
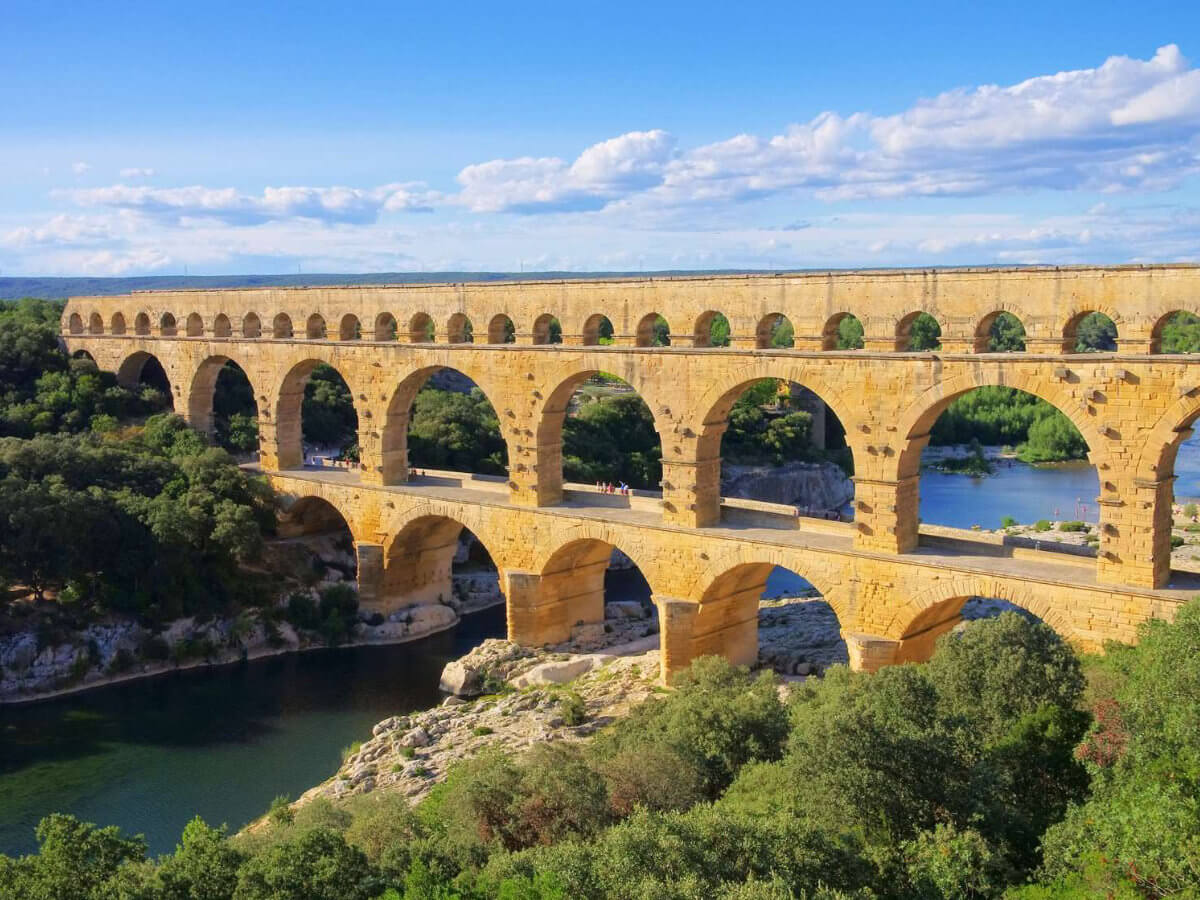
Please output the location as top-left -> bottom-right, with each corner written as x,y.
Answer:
722,459 -> 853,512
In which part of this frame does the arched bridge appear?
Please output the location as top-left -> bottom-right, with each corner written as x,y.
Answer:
63,265 -> 1200,681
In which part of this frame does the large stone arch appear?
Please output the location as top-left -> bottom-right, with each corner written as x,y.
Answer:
375,362 -> 512,485
1133,391 -> 1200,586
268,355 -> 365,470
888,370 -> 1107,556
277,491 -> 365,541
531,360 -> 669,506
688,362 -> 865,526
379,509 -> 506,610
187,353 -> 261,439
116,349 -> 174,404
881,574 -> 1080,664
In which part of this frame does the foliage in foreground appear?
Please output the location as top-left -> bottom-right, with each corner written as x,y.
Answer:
8,608 -> 1197,898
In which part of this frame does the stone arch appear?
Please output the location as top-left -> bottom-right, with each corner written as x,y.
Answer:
690,559 -> 842,669
1061,308 -> 1121,353
532,313 -> 561,345
185,313 -> 204,337
160,313 -> 177,336
339,313 -> 361,341
272,313 -> 293,339
381,511 -> 505,611
532,533 -> 660,644
581,313 -> 614,346
67,312 -> 84,334
533,364 -> 667,505
693,310 -> 731,348
890,371 -> 1106,554
116,350 -> 173,405
134,312 -> 151,336
447,313 -> 474,344
110,312 -> 127,335
882,576 -> 1078,663
377,364 -> 510,485
187,353 -> 260,440
88,312 -> 104,335
243,312 -> 262,338
487,313 -> 516,344
271,358 -> 361,470
409,312 -> 435,343
896,311 -> 944,351
821,313 -> 863,351
213,314 -> 232,338
636,312 -> 670,347
1133,392 -> 1200,586
691,366 -> 862,526
975,309 -> 1026,352
1149,310 -> 1200,354
72,348 -> 96,363
278,493 -> 361,540
374,312 -> 398,341
755,313 -> 793,349
306,314 -> 327,340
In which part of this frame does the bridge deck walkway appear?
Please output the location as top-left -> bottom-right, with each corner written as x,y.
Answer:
258,466 -> 1200,603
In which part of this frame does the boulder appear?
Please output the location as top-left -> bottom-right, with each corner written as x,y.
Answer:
510,656 -> 602,688
439,659 -> 482,696
406,605 -> 458,635
605,601 -> 646,620
401,727 -> 431,748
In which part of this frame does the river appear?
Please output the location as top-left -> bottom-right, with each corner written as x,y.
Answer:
4,435 -> 1200,857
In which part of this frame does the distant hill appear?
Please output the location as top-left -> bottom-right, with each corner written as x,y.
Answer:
0,270 -> 778,300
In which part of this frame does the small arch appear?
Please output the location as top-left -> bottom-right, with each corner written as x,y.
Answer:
185,313 -> 204,337
134,312 -> 151,336
537,538 -> 657,644
755,314 -> 794,349
487,314 -> 516,344
1064,311 -> 1117,352
160,313 -> 177,336
1150,311 -> 1200,354
88,312 -> 104,335
693,310 -> 731,348
636,312 -> 670,347
897,311 -> 941,351
272,313 -> 293,339
374,312 -> 398,341
532,314 -> 562,345
976,310 -> 1026,352
306,314 -> 327,340
280,495 -> 356,542
110,312 -> 127,335
447,313 -> 474,344
243,313 -> 262,338
72,349 -> 96,363
67,313 -> 84,335
339,314 -> 361,341
213,314 -> 232,338
822,313 -> 863,350
383,515 -> 503,610
409,312 -> 435,343
581,314 -> 614,346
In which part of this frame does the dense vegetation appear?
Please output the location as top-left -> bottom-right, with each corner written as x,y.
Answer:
0,300 -> 277,623
4,608 -> 1198,898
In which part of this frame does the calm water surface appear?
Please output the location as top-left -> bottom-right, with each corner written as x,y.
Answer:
5,435 -> 1200,857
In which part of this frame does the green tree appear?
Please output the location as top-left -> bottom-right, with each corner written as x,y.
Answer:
988,311 -> 1027,352
408,388 -> 507,475
709,314 -> 731,347
1157,311 -> 1200,353
0,814 -> 146,900
233,827 -> 381,900
835,316 -> 864,350
907,313 -> 942,350
301,364 -> 357,449
1074,312 -> 1118,352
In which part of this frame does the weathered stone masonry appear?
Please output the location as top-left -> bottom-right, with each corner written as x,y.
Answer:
63,265 -> 1200,681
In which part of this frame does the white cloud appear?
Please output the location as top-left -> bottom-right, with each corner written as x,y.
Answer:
71,162 -> 91,175
119,167 -> 156,178
64,182 -> 439,225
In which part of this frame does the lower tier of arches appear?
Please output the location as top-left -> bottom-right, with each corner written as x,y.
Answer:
269,470 -> 1191,683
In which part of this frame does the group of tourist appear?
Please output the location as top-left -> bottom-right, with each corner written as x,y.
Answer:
596,480 -> 631,496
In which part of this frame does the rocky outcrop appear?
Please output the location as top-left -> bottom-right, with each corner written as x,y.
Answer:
722,460 -> 853,512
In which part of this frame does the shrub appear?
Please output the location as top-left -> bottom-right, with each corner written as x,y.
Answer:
267,794 -> 294,827
558,691 -> 587,727
1001,515 -> 1018,528
472,725 -> 494,737
1058,520 -> 1087,532
1033,519 -> 1052,532
1171,535 -> 1185,549
1185,502 -> 1198,518
286,592 -> 320,630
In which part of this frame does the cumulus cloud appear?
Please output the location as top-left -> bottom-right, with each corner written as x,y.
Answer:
119,167 -> 156,178
65,182 -> 439,226
459,45 -> 1200,212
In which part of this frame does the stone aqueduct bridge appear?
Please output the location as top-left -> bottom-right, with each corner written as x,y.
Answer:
62,265 -> 1200,681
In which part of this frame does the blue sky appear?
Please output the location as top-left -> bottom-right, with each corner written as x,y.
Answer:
2,0 -> 1199,275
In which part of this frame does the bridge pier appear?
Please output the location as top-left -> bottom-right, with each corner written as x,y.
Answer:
355,541 -> 385,609
843,633 -> 902,672
654,596 -> 700,684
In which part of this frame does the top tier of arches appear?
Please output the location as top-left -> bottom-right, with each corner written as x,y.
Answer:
61,265 -> 1200,355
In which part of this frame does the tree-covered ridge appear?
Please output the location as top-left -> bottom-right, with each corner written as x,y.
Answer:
4,608 -> 1199,898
